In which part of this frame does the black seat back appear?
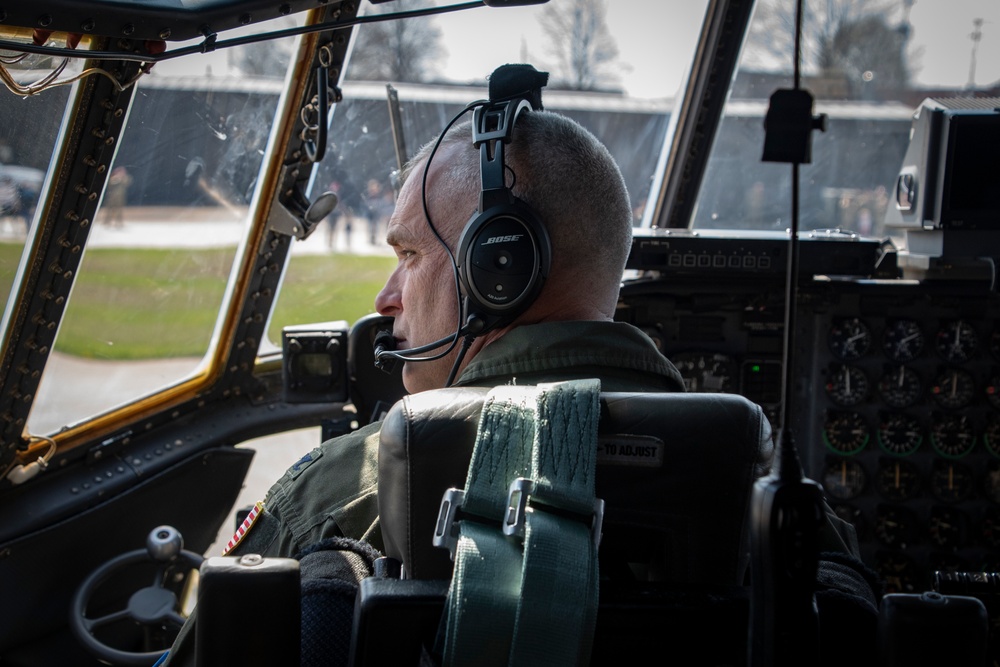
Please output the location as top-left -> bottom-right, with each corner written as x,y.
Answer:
377,388 -> 773,584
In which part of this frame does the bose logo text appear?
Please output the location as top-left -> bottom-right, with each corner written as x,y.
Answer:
482,234 -> 523,245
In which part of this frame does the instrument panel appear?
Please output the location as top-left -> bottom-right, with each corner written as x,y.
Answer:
617,260 -> 1000,595
799,286 -> 1000,594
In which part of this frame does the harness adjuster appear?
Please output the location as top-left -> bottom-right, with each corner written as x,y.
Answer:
433,487 -> 465,561
502,477 -> 605,550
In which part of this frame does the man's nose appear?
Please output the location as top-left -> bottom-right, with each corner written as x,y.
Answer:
375,271 -> 401,316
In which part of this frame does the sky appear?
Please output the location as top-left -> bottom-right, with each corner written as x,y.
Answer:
429,0 -> 1000,97
157,0 -> 1000,98
907,0 -> 1000,88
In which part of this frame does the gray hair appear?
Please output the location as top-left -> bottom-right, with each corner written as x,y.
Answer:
405,109 -> 633,289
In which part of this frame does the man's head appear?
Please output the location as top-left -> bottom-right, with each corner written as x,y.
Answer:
374,109 -> 633,393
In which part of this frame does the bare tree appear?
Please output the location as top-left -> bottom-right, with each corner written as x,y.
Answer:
346,0 -> 446,82
228,18 -> 297,78
539,0 -> 622,92
743,0 -> 917,99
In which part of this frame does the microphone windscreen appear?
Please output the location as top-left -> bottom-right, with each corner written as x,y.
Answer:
373,329 -> 397,373
374,329 -> 395,354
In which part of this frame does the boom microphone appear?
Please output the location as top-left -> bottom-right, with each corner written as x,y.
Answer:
372,314 -> 486,374
373,329 -> 398,373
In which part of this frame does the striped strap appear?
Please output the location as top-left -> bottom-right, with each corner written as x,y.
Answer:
441,379 -> 601,666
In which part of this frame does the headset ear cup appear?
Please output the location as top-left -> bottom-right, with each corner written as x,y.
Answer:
457,199 -> 551,332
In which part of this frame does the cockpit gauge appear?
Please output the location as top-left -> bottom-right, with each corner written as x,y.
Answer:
874,504 -> 919,549
984,417 -> 1000,459
822,459 -> 866,500
824,363 -> 869,406
930,413 -> 977,458
934,320 -> 978,363
876,412 -> 923,456
929,459 -> 974,503
822,411 -> 869,455
927,505 -> 967,550
875,458 -> 921,502
828,317 -> 872,361
876,551 -> 922,594
985,374 -> 1000,411
877,365 -> 922,409
882,318 -> 924,363
930,367 -> 976,410
672,352 -> 735,393
983,460 -> 1000,503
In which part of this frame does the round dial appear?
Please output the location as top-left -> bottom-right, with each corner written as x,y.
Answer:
822,459 -> 867,500
822,411 -> 869,455
825,364 -> 869,407
882,318 -> 924,363
928,505 -> 967,550
984,460 -> 1000,503
929,459 -> 974,503
877,365 -> 922,409
930,367 -> 977,410
876,412 -> 923,456
875,458 -> 921,502
876,551 -> 922,594
828,318 -> 872,361
986,374 -> 1000,411
935,320 -> 978,363
930,413 -> 977,458
874,504 -> 919,549
672,352 -> 735,393
985,417 -> 1000,458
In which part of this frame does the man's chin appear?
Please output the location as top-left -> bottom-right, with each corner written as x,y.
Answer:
401,360 -> 445,395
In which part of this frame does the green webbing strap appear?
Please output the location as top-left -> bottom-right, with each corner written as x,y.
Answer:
440,379 -> 601,667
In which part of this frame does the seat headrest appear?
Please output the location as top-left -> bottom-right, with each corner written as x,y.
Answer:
378,388 -> 773,582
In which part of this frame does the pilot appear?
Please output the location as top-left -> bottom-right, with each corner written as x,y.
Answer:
160,88 -> 874,666
227,109 -> 697,560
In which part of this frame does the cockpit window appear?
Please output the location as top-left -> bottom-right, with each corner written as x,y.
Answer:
25,19 -> 302,434
0,45 -> 70,342
692,0 -> 1000,235
265,0 -> 709,347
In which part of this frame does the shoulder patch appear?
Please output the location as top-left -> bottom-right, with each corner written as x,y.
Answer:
290,447 -> 324,479
223,501 -> 264,555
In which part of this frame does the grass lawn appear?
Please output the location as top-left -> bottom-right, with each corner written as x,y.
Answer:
0,243 -> 394,359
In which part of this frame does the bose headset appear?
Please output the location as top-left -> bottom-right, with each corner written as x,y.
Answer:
375,64 -> 552,384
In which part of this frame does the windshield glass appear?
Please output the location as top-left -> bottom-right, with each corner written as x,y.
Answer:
693,0 -> 1000,236
268,0 -> 709,346
0,40 -> 71,338
25,20 -> 301,434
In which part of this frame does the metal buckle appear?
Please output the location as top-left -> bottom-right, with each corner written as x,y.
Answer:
502,477 -> 605,550
432,488 -> 465,561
